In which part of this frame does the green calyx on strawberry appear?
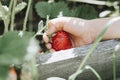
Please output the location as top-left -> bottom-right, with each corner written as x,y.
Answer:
51,31 -> 72,51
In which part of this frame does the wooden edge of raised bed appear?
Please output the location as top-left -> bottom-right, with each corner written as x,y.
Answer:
37,40 -> 120,80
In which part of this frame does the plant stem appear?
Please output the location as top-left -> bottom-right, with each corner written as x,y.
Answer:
0,2 -> 8,33
113,44 -> 119,80
113,50 -> 117,80
85,65 -> 102,80
3,19 -> 9,33
10,0 -> 17,31
3,0 -> 14,33
9,0 -> 14,11
30,57 -> 38,80
28,0 -> 33,32
23,0 -> 32,31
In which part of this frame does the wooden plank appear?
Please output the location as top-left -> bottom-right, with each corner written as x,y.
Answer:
37,40 -> 120,80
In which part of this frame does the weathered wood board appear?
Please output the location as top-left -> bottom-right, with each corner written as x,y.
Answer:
37,40 -> 120,80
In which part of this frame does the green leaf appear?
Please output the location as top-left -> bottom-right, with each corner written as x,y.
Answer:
69,7 -> 79,17
35,1 -> 51,18
0,2 -> 9,20
0,31 -> 33,65
51,2 -> 70,18
35,1 -> 70,19
72,4 -> 98,19
15,2 -> 27,14
0,66 -> 9,80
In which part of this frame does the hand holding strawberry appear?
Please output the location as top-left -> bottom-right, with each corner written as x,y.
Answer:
43,17 -> 120,52
43,17 -> 96,52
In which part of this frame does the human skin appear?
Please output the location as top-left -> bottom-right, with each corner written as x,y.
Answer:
43,17 -> 120,52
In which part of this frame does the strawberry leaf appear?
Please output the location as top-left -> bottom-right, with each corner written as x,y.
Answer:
15,2 -> 27,14
35,1 -> 51,18
50,2 -> 70,18
0,31 -> 33,65
35,1 -> 70,19
0,66 -> 9,80
71,4 -> 98,19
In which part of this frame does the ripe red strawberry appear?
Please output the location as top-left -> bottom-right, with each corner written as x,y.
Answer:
51,31 -> 72,51
8,67 -> 17,80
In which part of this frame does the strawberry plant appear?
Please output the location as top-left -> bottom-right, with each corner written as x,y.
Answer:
0,0 -> 39,80
0,31 -> 38,80
0,1 -> 27,33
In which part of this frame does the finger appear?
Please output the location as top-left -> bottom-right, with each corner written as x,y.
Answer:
45,43 -> 52,49
49,49 -> 55,52
43,33 -> 49,43
45,43 -> 56,52
46,21 -> 57,35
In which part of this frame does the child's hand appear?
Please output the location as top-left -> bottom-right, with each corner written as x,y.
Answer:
43,17 -> 120,52
43,17 -> 96,52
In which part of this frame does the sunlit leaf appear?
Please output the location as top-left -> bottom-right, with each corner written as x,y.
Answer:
99,10 -> 111,17
15,2 -> 27,14
0,2 -> 9,20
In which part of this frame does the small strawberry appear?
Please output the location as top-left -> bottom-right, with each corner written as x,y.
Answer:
8,66 -> 17,80
51,31 -> 72,51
